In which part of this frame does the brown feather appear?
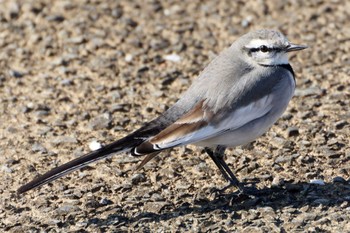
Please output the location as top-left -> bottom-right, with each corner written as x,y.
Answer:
135,100 -> 213,154
150,100 -> 213,144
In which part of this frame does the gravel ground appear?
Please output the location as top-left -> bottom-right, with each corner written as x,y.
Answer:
1,0 -> 350,232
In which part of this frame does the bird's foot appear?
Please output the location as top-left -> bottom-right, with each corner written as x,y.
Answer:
210,181 -> 261,199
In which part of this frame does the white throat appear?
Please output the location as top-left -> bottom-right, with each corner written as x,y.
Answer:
259,52 -> 289,65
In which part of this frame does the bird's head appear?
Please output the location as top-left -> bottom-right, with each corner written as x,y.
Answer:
239,30 -> 307,66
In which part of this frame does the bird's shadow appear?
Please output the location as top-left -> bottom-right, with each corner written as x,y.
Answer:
88,180 -> 350,228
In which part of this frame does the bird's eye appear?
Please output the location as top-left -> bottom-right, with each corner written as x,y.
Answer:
259,45 -> 269,53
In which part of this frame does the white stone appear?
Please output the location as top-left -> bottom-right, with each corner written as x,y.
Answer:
164,53 -> 181,63
89,140 -> 102,151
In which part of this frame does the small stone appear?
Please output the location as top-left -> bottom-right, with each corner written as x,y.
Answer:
56,205 -> 81,215
99,198 -> 112,206
270,136 -> 286,148
143,201 -> 169,213
164,53 -> 181,63
9,70 -> 24,78
301,140 -> 311,147
241,16 -> 253,28
112,7 -> 123,18
68,36 -> 85,44
7,127 -> 18,133
31,142 -> 47,154
51,136 -> 78,146
124,18 -> 138,27
151,39 -> 170,50
271,176 -> 284,187
35,110 -> 50,117
89,140 -> 102,151
46,15 -> 65,22
7,2 -> 19,19
195,162 -> 209,173
287,127 -> 299,137
110,104 -> 128,113
125,54 -> 133,62
60,79 -> 73,86
107,91 -> 121,101
309,179 -> 325,185
151,193 -> 165,202
137,66 -> 149,73
333,176 -> 346,183
1,165 -> 13,173
88,113 -> 113,130
275,155 -> 293,163
131,173 -> 146,185
335,120 -> 348,130
84,198 -> 101,209
275,154 -> 299,163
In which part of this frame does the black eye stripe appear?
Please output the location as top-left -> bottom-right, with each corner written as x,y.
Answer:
248,46 -> 282,53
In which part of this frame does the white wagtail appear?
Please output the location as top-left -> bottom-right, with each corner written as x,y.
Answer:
18,29 -> 307,195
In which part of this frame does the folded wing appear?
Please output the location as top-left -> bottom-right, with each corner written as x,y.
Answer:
134,94 -> 274,156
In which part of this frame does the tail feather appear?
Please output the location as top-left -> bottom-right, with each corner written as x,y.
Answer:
17,105 -> 184,194
17,136 -> 141,194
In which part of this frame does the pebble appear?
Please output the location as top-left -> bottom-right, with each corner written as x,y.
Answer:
335,120 -> 348,130
270,136 -> 286,148
31,142 -> 47,154
89,140 -> 102,151
333,176 -> 346,183
309,179 -> 325,185
164,53 -> 181,63
1,165 -> 13,173
151,193 -> 165,202
51,136 -> 78,146
99,198 -> 112,206
150,39 -> 170,50
287,127 -> 299,137
46,15 -> 65,22
9,70 -> 24,78
271,176 -> 284,187
67,36 -> 85,44
125,54 -> 133,62
55,205 -> 81,215
7,2 -> 19,19
143,201 -> 169,213
275,154 -> 299,164
131,173 -> 146,185
88,113 -> 113,130
60,79 -> 73,86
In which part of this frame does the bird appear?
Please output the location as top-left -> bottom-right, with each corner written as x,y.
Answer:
17,29 -> 307,195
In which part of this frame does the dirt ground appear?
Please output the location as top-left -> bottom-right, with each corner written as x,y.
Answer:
1,0 -> 350,232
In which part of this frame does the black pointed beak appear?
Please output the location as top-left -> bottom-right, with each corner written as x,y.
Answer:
286,43 -> 308,52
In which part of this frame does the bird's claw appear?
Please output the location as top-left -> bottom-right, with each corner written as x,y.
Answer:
210,181 -> 263,200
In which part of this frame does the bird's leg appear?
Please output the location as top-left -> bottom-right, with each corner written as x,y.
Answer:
205,146 -> 262,197
204,147 -> 231,182
205,146 -> 244,193
214,146 -> 243,191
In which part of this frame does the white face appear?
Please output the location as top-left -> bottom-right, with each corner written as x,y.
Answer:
245,39 -> 289,66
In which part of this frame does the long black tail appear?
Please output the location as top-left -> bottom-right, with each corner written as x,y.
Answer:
17,134 -> 145,194
17,103 -> 185,194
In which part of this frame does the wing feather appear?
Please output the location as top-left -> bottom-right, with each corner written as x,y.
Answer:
135,94 -> 274,154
